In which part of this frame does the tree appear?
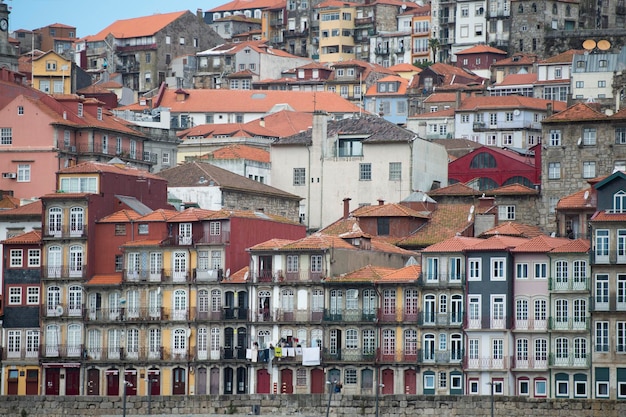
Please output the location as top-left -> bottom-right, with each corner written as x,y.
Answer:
428,38 -> 440,63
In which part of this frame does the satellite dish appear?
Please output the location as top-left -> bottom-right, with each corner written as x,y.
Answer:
582,39 -> 596,50
577,137 -> 582,147
56,305 -> 64,316
225,268 -> 231,278
157,287 -> 161,295
597,40 -> 611,51
186,329 -> 191,338
469,205 -> 475,214
401,3 -> 407,9
513,109 -> 520,116
584,190 -> 590,200
550,232 -> 556,237
467,214 -> 473,222
243,271 -> 249,281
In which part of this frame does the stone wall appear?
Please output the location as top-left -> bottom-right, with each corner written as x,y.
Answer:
4,394 -> 626,417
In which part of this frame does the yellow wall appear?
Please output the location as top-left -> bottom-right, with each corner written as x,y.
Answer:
32,51 -> 72,94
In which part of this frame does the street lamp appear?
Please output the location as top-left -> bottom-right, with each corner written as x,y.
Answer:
122,380 -> 133,417
375,383 -> 385,417
325,380 -> 337,417
146,377 -> 157,415
487,382 -> 494,417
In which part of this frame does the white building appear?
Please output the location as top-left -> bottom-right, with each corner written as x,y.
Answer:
270,113 -> 448,231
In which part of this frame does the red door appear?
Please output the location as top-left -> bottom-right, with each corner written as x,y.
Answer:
87,368 -> 100,395
173,368 -> 186,395
382,369 -> 394,394
7,369 -> 18,395
280,369 -> 293,394
106,371 -> 120,396
26,369 -> 39,395
148,370 -> 160,396
66,368 -> 80,395
310,368 -> 325,394
45,368 -> 60,396
256,369 -> 270,394
403,369 -> 416,394
125,371 -> 137,395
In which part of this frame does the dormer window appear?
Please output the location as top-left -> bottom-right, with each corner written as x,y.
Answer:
614,191 -> 626,213
337,138 -> 363,157
77,103 -> 83,117
97,107 -> 103,120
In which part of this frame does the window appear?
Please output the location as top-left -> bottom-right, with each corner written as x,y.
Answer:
28,249 -> 40,267
115,255 -> 123,272
138,224 -> 149,235
10,249 -> 22,267
468,258 -> 481,281
549,130 -> 561,146
615,191 -> 626,213
46,60 -> 57,71
311,255 -> 322,273
597,381 -> 609,398
162,152 -> 170,165
345,368 -> 357,385
516,263 -> 528,279
535,379 -> 547,396
598,80 -> 606,88
548,162 -> 561,179
179,37 -> 185,45
491,258 -> 506,281
498,205 -> 515,220
359,163 -> 371,181
583,161 -> 596,178
389,162 -> 401,180
27,287 -> 39,305
293,168 -> 306,186
557,381 -> 568,396
424,374 -> 435,389
595,321 -> 609,352
1,127 -> 12,145
583,128 -> 597,146
9,287 -> 21,305
338,138 -> 363,157
519,379 -> 530,396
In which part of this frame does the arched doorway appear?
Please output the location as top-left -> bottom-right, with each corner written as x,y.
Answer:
310,368 -> 325,393
382,369 -> 394,394
87,368 -> 100,395
280,368 -> 293,393
106,369 -> 119,396
172,367 -> 186,395
403,369 -> 416,394
196,367 -> 207,395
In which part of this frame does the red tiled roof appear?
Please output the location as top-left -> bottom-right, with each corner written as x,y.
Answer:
557,188 -> 596,210
480,222 -> 544,238
59,161 -> 163,180
456,45 -> 506,55
510,235 -> 572,253
493,53 -> 539,66
539,49 -> 584,64
98,209 -> 142,223
88,11 -> 188,41
591,211 -> 626,222
495,73 -> 538,86
329,264 -> 397,282
248,238 -> 297,251
466,235 -> 529,251
225,266 -> 250,283
458,95 -> 567,112
543,102 -> 607,122
422,235 -> 484,252
365,75 -> 408,96
428,183 -> 477,196
397,203 -> 475,247
138,209 -> 180,222
351,203 -> 429,219
388,63 -> 422,73
1,230 -> 41,245
0,200 -> 42,216
377,264 -> 421,283
167,208 -> 215,223
549,239 -> 590,253
423,92 -> 457,103
209,0 -> 285,12
86,274 -> 123,286
121,239 -> 164,247
319,217 -> 361,236
204,144 -> 270,163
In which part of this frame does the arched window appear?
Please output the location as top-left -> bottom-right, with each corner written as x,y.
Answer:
518,4 -> 524,13
552,4 -> 558,14
69,245 -> 83,275
503,176 -> 534,188
69,207 -> 84,234
532,3 -> 537,12
423,333 -> 435,360
173,328 -> 187,356
48,207 -> 63,235
469,152 -> 497,168
467,177 -> 498,190
565,5 -> 571,15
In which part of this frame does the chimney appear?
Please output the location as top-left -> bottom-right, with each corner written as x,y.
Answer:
343,198 -> 351,219
456,90 -> 462,108
478,195 -> 496,210
196,8 -> 203,18
546,102 -> 553,117
378,199 -> 385,206
259,117 -> 265,127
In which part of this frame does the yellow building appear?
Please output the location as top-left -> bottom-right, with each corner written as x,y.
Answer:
317,1 -> 358,63
32,50 -> 72,94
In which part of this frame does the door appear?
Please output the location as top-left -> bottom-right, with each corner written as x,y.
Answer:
196,367 -> 207,395
87,368 -> 100,395
45,368 -> 60,396
148,370 -> 160,396
382,369 -> 394,394
66,368 -> 80,395
280,369 -> 293,394
256,369 -> 270,394
172,368 -> 186,395
7,369 -> 18,395
210,367 -> 220,395
311,368 -> 325,394
26,369 -> 39,395
404,369 -> 416,394
125,371 -> 137,395
106,371 -> 120,396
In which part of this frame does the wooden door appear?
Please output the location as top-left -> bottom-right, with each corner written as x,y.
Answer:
45,368 -> 60,396
87,368 -> 99,395
280,369 -> 293,394
26,369 -> 39,395
403,369 -> 416,394
382,369 -> 394,394
196,367 -> 207,395
210,367 -> 220,395
65,368 -> 80,395
310,368 -> 325,394
256,369 -> 270,394
172,368 -> 186,395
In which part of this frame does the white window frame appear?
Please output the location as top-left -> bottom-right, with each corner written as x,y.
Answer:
491,258 -> 506,281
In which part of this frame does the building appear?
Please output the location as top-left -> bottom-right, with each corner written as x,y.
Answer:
0,2 -> 18,72
363,75 -> 410,124
80,11 -> 223,94
316,0 -> 359,63
454,45 -> 507,80
270,112 -> 448,231
32,23 -> 77,58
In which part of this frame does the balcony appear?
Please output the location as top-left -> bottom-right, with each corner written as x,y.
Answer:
419,273 -> 464,287
549,317 -> 590,331
354,17 -> 374,26
42,265 -> 88,279
282,269 -> 325,283
418,349 -> 463,364
41,344 -> 84,359
324,308 -> 378,323
592,250 -> 626,265
194,268 -> 223,282
511,356 -> 548,370
513,318 -> 548,331
465,315 -> 512,330
374,47 -> 389,55
590,296 -> 626,312
418,311 -> 464,327
472,120 -> 542,131
123,269 -> 163,282
322,348 -> 376,363
464,355 -> 511,370
44,303 -> 83,318
378,307 -> 420,323
196,231 -> 230,245
3,347 -> 39,360
548,353 -> 590,368
549,277 -> 590,291
377,349 -> 418,364
84,346 -> 180,362
115,62 -> 141,73
84,306 -> 177,322
43,225 -> 88,239
116,43 -> 157,53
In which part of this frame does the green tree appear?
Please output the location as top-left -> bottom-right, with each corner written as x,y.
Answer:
428,38 -> 440,63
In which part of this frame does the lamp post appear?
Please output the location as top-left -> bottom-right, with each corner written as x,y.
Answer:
375,383 -> 385,417
146,377 -> 155,415
122,380 -> 133,417
487,382 -> 494,417
325,380 -> 336,417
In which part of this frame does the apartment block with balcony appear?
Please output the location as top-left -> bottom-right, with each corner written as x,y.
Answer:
419,236 -> 481,395
316,1 -> 358,63
589,170 -> 626,399
1,231 -> 42,395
